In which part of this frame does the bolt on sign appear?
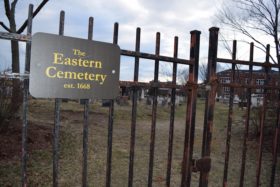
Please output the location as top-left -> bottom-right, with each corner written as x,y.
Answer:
30,33 -> 120,99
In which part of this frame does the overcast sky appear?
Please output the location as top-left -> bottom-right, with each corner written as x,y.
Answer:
1,0 -> 269,82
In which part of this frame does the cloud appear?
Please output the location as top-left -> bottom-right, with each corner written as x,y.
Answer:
0,0 -> 220,80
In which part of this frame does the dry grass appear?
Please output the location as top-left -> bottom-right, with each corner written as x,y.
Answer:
0,98 -> 279,186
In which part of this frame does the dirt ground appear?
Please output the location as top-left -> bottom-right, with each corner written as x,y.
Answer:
0,120 -> 51,162
0,98 -> 279,186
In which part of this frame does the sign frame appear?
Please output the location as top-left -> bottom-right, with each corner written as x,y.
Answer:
29,32 -> 120,99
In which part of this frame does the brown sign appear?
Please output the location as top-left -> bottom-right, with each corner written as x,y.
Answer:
30,33 -> 120,99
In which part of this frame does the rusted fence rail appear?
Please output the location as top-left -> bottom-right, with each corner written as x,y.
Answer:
203,28 -> 280,187
0,4 -> 201,187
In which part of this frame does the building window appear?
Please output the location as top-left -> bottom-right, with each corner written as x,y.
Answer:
256,79 -> 264,85
224,87 -> 230,93
220,77 -> 230,84
256,79 -> 264,93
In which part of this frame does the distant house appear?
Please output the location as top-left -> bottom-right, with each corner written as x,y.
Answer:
216,68 -> 279,105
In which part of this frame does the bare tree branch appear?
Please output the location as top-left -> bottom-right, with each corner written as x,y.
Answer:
219,32 -> 233,55
0,21 -> 12,32
4,0 -> 11,21
199,63 -> 208,83
17,0 -> 49,33
217,0 -> 280,64
10,0 -> 18,14
177,68 -> 189,84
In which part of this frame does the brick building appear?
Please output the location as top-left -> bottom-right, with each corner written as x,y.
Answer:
216,69 -> 279,103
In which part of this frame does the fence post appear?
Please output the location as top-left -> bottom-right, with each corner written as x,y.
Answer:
105,22 -> 119,187
147,32 -> 160,187
199,27 -> 219,187
223,40 -> 237,187
256,44 -> 271,186
239,42 -> 254,187
128,27 -> 141,187
53,10 -> 65,187
82,16 -> 93,187
21,4 -> 33,187
181,30 -> 200,187
166,36 -> 178,187
271,68 -> 280,186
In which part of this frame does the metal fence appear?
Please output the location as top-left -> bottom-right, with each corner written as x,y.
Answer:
0,5 -> 200,187
203,28 -> 280,187
0,4 -> 279,187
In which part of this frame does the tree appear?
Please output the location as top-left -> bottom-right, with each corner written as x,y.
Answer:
0,0 -> 49,113
199,63 -> 208,83
177,68 -> 189,85
1,0 -> 49,73
217,0 -> 280,64
161,63 -> 224,84
160,63 -> 189,85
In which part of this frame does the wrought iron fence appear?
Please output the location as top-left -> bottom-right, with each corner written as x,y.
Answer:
204,28 -> 280,187
0,4 -> 279,187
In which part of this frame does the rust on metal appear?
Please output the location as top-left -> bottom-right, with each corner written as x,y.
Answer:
166,36 -> 178,187
192,157 -> 211,173
256,44 -> 271,187
217,58 -> 280,68
147,32 -> 160,187
223,40 -> 236,187
239,42 -> 254,187
181,30 -> 200,187
200,27 -> 219,187
216,40 -> 279,186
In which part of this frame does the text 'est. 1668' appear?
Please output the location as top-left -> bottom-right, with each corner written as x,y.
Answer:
30,32 -> 120,99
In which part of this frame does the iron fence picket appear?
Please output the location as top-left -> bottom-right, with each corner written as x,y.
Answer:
239,42 -> 254,187
270,99 -> 280,186
166,36 -> 178,187
181,30 -> 201,187
106,100 -> 114,187
82,98 -> 89,187
256,45 -> 271,187
81,16 -> 94,187
128,27 -> 141,187
21,4 -> 33,187
222,40 -> 236,187
199,27 -> 219,187
53,10 -> 65,187
147,32 -> 160,187
105,22 -> 119,187
186,30 -> 201,187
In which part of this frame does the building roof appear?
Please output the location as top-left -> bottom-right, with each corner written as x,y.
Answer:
217,68 -> 279,75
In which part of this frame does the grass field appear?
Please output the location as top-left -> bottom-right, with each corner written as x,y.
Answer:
0,98 -> 279,186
